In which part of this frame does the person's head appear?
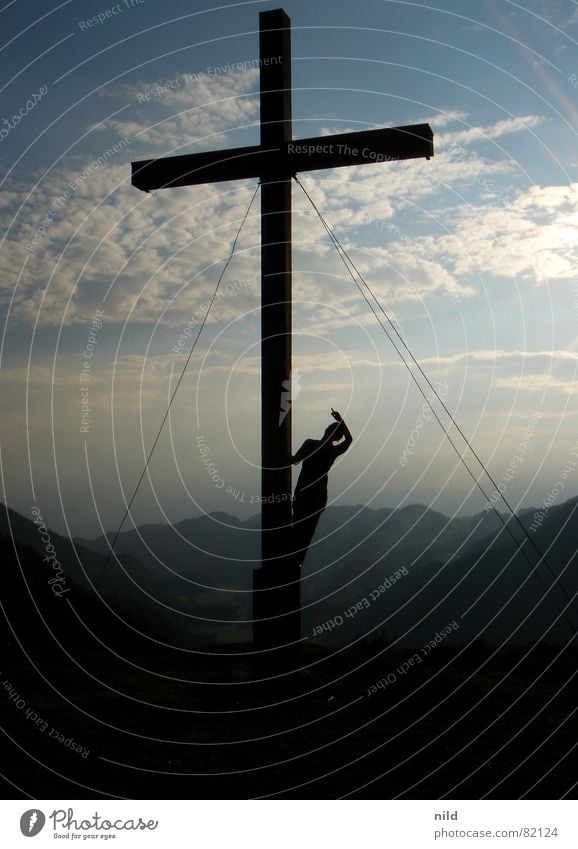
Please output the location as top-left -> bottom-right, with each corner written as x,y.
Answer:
322,422 -> 341,444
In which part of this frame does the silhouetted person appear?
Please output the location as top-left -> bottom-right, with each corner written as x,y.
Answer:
291,409 -> 353,566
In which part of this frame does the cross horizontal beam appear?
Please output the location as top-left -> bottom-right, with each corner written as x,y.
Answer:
131,124 -> 433,191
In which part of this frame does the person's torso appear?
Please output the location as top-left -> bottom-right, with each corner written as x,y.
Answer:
296,442 -> 335,493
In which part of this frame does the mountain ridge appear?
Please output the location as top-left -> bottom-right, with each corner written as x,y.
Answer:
3,496 -> 576,648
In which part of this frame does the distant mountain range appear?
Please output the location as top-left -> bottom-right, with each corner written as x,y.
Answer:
302,499 -> 578,647
2,496 -> 577,648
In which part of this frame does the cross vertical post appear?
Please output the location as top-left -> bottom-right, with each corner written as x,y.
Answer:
130,6 -> 434,662
252,9 -> 301,655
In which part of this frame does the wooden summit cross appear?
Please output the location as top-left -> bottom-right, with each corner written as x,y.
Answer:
131,8 -> 433,655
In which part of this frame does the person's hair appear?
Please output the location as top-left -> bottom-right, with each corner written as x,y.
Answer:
323,422 -> 341,443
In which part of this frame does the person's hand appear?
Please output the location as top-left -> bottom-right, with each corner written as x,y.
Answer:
331,408 -> 342,422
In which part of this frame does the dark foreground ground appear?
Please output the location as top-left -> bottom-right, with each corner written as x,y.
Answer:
1,633 -> 576,799
1,537 -> 576,799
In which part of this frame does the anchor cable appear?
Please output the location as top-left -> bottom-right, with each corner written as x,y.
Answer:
95,182 -> 261,591
294,174 -> 578,636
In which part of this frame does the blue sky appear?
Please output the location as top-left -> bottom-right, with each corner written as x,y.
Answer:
1,0 -> 578,535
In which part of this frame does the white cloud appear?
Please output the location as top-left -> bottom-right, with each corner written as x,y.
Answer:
406,349 -> 578,366
441,114 -> 546,146
387,348 -> 578,392
493,374 -> 578,394
429,183 -> 578,284
415,110 -> 471,129
561,3 -> 578,28
0,74 -> 572,336
97,69 -> 260,153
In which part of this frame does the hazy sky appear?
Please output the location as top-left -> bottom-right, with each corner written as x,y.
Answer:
2,0 -> 578,536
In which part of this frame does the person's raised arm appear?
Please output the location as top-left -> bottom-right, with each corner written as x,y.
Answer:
330,409 -> 353,456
